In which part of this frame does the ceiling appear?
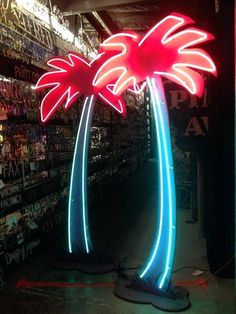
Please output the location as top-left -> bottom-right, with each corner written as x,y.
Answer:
51,0 -> 217,47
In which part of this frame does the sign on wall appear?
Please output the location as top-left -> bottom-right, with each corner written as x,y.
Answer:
0,47 -> 45,83
166,81 -> 209,138
0,0 -> 53,49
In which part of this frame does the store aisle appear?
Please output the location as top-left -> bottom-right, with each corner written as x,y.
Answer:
0,161 -> 234,314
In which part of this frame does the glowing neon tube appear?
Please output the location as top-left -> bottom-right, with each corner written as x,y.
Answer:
139,76 -> 176,290
68,95 -> 95,254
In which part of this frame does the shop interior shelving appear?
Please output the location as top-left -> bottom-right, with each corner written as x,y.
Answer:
0,75 -> 150,268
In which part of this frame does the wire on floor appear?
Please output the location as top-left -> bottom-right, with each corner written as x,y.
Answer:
205,255 -> 235,282
174,256 -> 235,288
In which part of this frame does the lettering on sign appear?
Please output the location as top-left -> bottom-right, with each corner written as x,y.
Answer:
14,64 -> 41,82
0,183 -> 22,198
184,116 -> 208,136
2,160 -> 22,179
5,239 -> 41,266
5,248 -> 22,265
169,90 -> 188,109
167,86 -> 209,137
0,23 -> 55,62
0,0 -> 53,49
0,194 -> 22,210
169,88 -> 208,109
2,47 -> 30,64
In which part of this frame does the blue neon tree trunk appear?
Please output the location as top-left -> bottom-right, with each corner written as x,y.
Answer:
68,95 -> 95,255
139,76 -> 176,291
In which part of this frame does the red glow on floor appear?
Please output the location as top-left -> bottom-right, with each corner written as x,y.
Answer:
174,278 -> 208,289
16,278 -> 208,290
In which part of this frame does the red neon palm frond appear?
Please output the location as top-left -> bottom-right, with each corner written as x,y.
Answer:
92,51 -> 128,116
94,13 -> 217,97
35,53 -> 92,122
152,23 -> 217,96
36,51 -> 127,122
99,84 -> 127,117
138,13 -> 194,47
93,33 -> 142,94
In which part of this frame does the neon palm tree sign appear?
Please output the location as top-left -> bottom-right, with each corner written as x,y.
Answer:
36,11 -> 216,311
36,52 -> 127,272
94,12 -> 216,310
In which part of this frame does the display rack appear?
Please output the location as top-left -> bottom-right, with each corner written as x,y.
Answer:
0,73 -> 150,269
0,0 -> 150,269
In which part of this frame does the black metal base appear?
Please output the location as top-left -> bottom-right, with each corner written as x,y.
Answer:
114,276 -> 191,312
47,251 -> 115,274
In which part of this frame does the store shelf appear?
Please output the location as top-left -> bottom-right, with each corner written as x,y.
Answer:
0,12 -> 150,268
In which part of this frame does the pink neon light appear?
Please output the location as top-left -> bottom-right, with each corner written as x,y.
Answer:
99,83 -> 126,116
138,14 -> 192,47
35,52 -> 127,122
36,13 -> 217,122
93,13 -> 217,97
93,33 -> 142,95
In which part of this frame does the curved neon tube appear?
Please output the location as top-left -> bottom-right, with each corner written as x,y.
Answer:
151,78 -> 175,289
140,77 -> 164,278
68,96 -> 94,254
68,97 -> 89,253
138,14 -> 188,47
82,95 -> 94,253
93,33 -> 138,92
140,77 -> 176,290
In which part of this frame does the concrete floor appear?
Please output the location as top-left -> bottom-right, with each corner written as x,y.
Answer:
0,161 -> 235,313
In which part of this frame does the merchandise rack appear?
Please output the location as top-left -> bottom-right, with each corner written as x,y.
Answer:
0,75 -> 150,269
